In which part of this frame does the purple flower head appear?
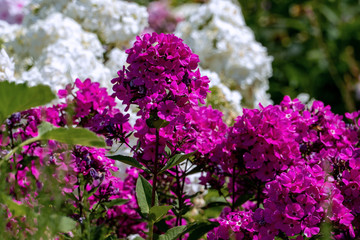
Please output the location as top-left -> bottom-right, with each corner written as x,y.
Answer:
112,32 -> 209,119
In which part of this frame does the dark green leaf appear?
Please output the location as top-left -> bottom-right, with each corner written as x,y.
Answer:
107,155 -> 149,173
65,193 -> 78,202
102,198 -> 128,208
40,127 -> 106,147
233,193 -> 253,208
0,81 -> 56,123
203,201 -> 229,209
149,205 -> 172,223
164,145 -> 171,156
185,165 -> 202,176
160,152 -> 196,173
158,225 -> 187,240
136,175 -> 158,214
91,225 -> 105,240
153,119 -> 170,129
186,221 -> 220,240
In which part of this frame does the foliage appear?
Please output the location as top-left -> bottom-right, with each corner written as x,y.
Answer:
239,0 -> 360,114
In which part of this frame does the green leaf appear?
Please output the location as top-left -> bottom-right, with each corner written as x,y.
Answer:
164,145 -> 171,156
158,225 -> 187,240
1,194 -> 28,216
0,81 -> 56,123
160,152 -> 196,173
6,123 -> 105,160
136,175 -> 158,214
233,193 -> 253,208
102,198 -> 128,208
149,205 -> 172,223
186,222 -> 220,240
90,225 -> 105,240
133,237 -> 146,240
107,155 -> 150,173
204,201 -> 228,208
153,119 -> 170,129
57,216 -> 77,233
65,193 -> 78,202
38,122 -> 55,136
40,127 -> 106,148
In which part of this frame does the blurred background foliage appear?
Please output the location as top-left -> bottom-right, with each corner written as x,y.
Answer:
134,0 -> 360,114
238,0 -> 360,114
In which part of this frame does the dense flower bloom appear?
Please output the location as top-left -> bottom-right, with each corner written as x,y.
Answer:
112,32 -> 211,171
112,32 -> 209,115
207,96 -> 360,239
1,78 -> 144,238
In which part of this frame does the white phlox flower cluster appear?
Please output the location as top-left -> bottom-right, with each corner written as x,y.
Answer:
63,0 -> 148,46
200,68 -> 242,113
10,13 -> 104,60
105,48 -> 128,78
0,48 -> 15,81
5,13 -> 110,92
0,20 -> 21,43
20,38 -> 112,92
0,1 -> 142,162
175,0 -> 273,108
0,0 -> 147,94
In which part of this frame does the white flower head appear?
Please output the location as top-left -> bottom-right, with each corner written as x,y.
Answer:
21,38 -> 111,92
64,0 -> 148,47
0,48 -> 15,81
0,20 -> 22,42
11,13 -> 104,60
175,0 -> 273,108
105,48 -> 128,77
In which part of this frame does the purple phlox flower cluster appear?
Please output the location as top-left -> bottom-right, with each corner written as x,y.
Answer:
70,149 -> 146,238
208,210 -> 278,240
201,101 -> 302,195
113,32 -> 211,171
112,32 -> 209,119
178,105 -> 227,155
1,78 -> 144,238
59,78 -> 117,119
209,164 -> 354,239
59,78 -> 132,146
106,167 -> 147,238
208,96 -> 360,239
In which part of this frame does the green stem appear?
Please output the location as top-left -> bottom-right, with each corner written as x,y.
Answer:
150,129 -> 160,240
151,129 -> 160,207
3,136 -> 40,162
231,167 -> 236,211
149,222 -> 154,240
